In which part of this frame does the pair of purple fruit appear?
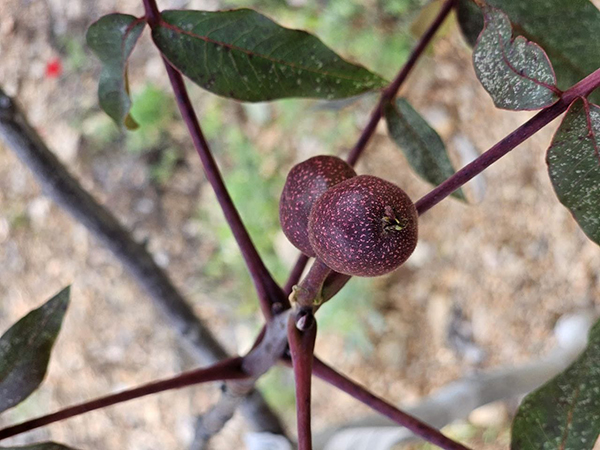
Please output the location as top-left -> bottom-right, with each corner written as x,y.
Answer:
279,156 -> 418,278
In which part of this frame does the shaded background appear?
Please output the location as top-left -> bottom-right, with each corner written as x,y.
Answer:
1,0 -> 599,448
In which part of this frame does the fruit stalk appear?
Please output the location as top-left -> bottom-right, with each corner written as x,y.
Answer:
291,259 -> 332,310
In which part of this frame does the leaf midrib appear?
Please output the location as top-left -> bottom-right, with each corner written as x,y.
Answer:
511,22 -> 589,82
155,19 -> 383,85
559,385 -> 580,450
486,10 -> 559,95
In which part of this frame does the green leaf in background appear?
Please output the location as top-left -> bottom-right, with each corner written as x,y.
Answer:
511,316 -> 600,450
456,0 -> 482,47
546,99 -> 600,247
457,0 -> 600,103
0,443 -> 78,450
472,6 -> 559,111
0,287 -> 70,413
152,9 -> 387,102
86,14 -> 146,129
384,98 -> 465,200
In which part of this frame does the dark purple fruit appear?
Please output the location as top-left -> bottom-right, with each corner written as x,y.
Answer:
280,155 -> 357,256
308,175 -> 418,277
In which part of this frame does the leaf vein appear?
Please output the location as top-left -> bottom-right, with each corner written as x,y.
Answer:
157,21 -> 379,84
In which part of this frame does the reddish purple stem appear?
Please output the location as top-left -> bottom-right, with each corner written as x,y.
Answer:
144,0 -> 289,317
143,0 -> 287,318
288,318 -> 317,450
346,0 -> 457,166
0,357 -> 247,441
312,357 -> 471,450
163,59 -> 286,318
416,67 -> 600,215
322,272 -> 352,301
142,0 -> 160,26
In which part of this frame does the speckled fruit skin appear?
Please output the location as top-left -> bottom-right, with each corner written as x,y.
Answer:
308,175 -> 418,277
280,155 -> 357,256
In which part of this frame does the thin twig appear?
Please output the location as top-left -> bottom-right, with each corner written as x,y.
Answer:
311,357 -> 471,450
346,0 -> 457,166
142,1 -> 292,446
153,25 -> 291,441
191,383 -> 254,450
0,307 -> 292,443
0,357 -> 247,440
318,23 -> 600,302
158,56 -> 287,319
322,272 -> 352,303
314,310 -> 595,449
0,87 -> 287,441
242,310 -> 291,377
144,0 -> 287,318
321,67 -> 600,297
192,310 -> 293,449
191,319 -> 289,450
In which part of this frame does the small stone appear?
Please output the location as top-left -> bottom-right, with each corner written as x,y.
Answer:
468,402 -> 508,428
27,196 -> 52,229
135,198 -> 155,215
46,123 -> 80,163
154,251 -> 170,268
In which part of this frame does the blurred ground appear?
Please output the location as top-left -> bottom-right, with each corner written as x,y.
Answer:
1,0 -> 599,449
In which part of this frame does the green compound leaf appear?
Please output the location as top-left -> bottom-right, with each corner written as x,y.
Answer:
384,98 -> 465,201
547,99 -> 600,247
86,14 -> 146,129
511,317 -> 600,450
457,0 -> 600,103
0,287 -> 70,414
0,443 -> 78,450
472,6 -> 559,111
152,9 -> 387,102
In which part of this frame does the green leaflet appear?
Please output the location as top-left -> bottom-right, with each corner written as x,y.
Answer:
547,99 -> 600,247
472,6 -> 559,110
0,287 -> 70,413
87,14 -> 146,129
512,317 -> 600,450
384,98 -> 465,200
457,0 -> 600,103
152,9 -> 387,102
